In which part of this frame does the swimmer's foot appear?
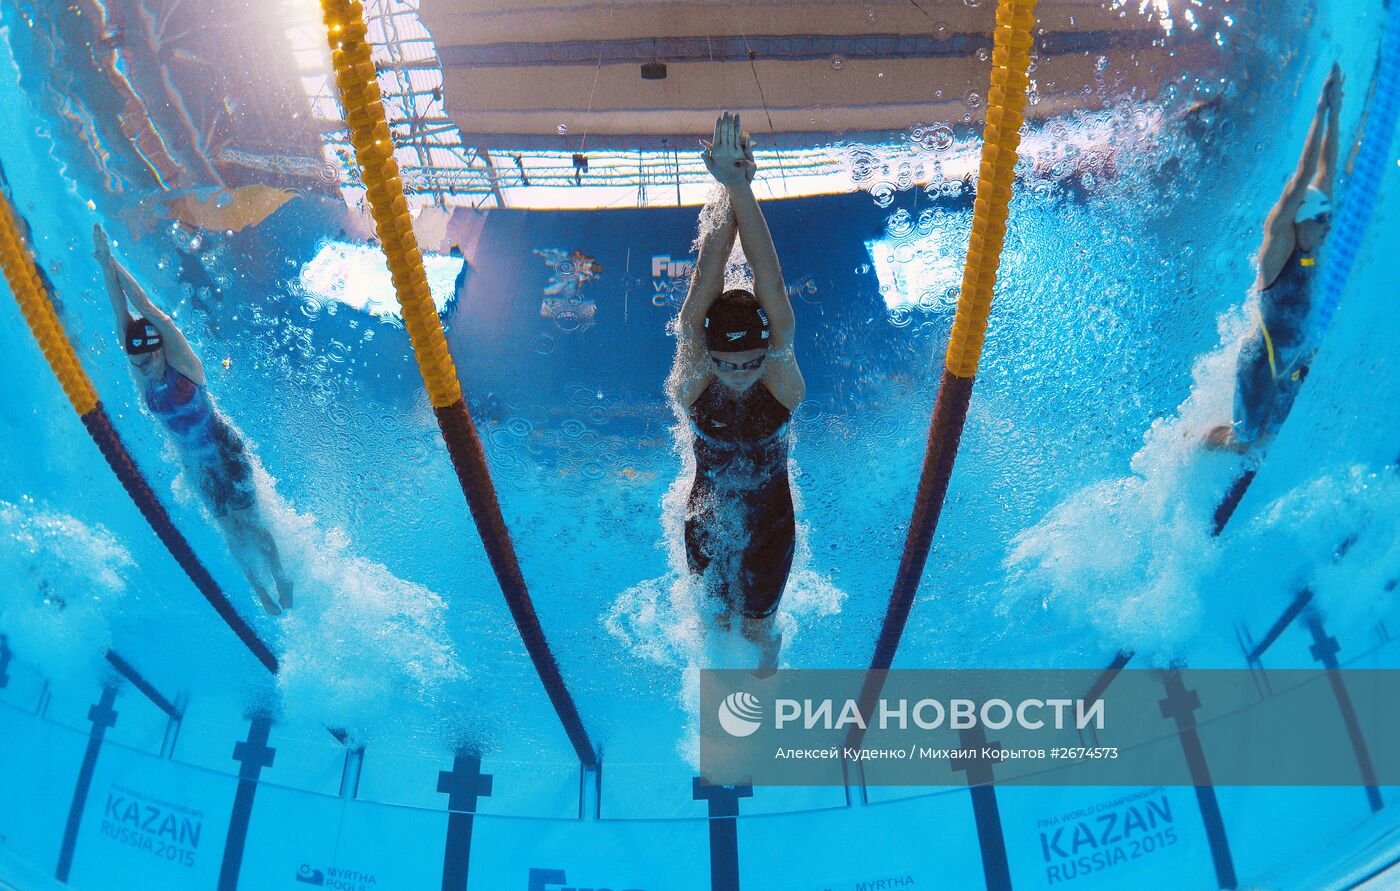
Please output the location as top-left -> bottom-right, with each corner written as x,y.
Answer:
257,591 -> 282,616
1204,425 -> 1250,454
275,576 -> 294,611
752,632 -> 783,679
1203,425 -> 1234,450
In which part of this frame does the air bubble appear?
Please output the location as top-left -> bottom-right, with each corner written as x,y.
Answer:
918,124 -> 954,153
848,149 -> 878,183
885,208 -> 914,237
562,419 -> 587,439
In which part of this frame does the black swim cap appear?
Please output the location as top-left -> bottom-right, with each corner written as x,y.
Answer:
124,318 -> 162,355
704,289 -> 770,352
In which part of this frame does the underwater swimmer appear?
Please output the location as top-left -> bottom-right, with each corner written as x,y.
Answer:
668,112 -> 805,676
1207,64 -> 1343,452
93,224 -> 292,616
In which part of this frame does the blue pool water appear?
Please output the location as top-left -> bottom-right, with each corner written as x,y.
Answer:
1,0 -> 1399,887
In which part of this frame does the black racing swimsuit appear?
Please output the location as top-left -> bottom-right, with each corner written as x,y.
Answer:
684,380 -> 795,620
1235,244 -> 1315,442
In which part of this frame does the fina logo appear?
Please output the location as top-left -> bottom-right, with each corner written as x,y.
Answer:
718,692 -> 764,737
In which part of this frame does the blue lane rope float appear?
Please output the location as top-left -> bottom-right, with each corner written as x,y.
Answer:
1317,2 -> 1400,335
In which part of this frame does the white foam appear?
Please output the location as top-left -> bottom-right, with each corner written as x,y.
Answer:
0,499 -> 133,684
1230,464 -> 1400,635
1004,306 -> 1256,662
223,451 -> 467,742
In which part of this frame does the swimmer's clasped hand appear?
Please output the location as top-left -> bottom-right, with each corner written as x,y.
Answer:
701,111 -> 757,185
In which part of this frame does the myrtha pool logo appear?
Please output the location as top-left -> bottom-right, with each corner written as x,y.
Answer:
718,692 -> 764,737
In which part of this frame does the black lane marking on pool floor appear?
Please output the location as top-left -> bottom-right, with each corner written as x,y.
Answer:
1245,588 -> 1315,665
952,726 -> 1012,891
1304,613 -> 1383,812
103,650 -> 179,719
217,716 -> 276,891
1159,671 -> 1238,890
694,777 -> 752,891
55,685 -> 118,882
438,751 -> 493,891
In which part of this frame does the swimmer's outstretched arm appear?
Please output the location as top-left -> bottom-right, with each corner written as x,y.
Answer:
706,111 -> 805,407
93,224 -> 136,336
669,188 -> 738,405
1257,64 -> 1342,287
1314,70 -> 1343,200
95,227 -> 205,384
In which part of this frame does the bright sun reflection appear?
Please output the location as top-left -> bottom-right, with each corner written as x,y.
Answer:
867,228 -> 964,312
299,241 -> 462,317
1112,0 -> 1176,36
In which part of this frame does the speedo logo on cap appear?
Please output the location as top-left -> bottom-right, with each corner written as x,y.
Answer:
726,331 -> 747,342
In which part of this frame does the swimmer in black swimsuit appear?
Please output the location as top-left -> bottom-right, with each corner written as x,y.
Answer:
1208,64 -> 1343,452
668,112 -> 806,675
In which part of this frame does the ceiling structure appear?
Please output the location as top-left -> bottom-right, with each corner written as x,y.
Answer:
27,0 -> 1228,211
418,0 -> 1223,151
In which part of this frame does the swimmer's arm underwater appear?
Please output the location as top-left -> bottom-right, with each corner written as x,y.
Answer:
95,226 -> 205,385
711,112 -> 805,408
669,192 -> 739,405
93,224 -> 135,334
1314,70 -> 1343,200
1257,64 -> 1341,288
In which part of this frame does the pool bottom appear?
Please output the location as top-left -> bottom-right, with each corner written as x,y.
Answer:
4,653 -> 1400,891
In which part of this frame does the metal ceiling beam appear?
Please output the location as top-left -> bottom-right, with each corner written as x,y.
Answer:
434,28 -> 1163,69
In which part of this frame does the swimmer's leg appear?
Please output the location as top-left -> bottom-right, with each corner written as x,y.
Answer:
220,434 -> 294,610
253,520 -> 294,610
217,510 -> 285,615
686,507 -> 728,630
742,614 -> 782,679
243,508 -> 293,610
738,515 -> 794,678
1231,335 -> 1276,450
